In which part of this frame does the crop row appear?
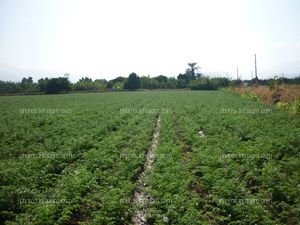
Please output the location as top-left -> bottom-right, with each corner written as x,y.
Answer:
1,91 -> 299,225
145,91 -> 300,224
1,93 -> 161,224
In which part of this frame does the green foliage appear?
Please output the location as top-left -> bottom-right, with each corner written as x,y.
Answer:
71,77 -> 106,91
190,77 -> 229,90
144,91 -> 299,224
124,73 -> 140,90
0,77 -> 40,94
178,62 -> 202,82
45,77 -> 70,94
0,91 -> 299,224
241,92 -> 259,101
106,81 -> 113,89
38,78 -> 49,92
140,76 -> 159,89
1,73 -> 299,95
230,79 -> 243,86
0,92 -> 159,224
277,98 -> 300,115
267,76 -> 282,90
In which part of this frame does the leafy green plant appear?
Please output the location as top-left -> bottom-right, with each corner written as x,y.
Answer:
1,91 -> 299,225
277,98 -> 300,115
241,92 -> 259,101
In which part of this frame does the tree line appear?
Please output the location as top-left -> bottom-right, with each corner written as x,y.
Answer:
0,63 -> 299,94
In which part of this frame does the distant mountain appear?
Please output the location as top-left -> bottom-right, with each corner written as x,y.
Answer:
0,63 -> 63,82
0,63 -> 28,82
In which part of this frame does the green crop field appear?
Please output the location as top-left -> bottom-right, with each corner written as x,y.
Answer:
0,91 -> 299,225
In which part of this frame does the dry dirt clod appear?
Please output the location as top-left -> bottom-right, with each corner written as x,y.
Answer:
199,130 -> 205,137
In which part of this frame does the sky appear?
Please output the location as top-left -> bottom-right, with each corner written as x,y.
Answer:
0,0 -> 300,82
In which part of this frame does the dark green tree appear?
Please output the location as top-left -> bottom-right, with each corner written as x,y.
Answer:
154,75 -> 168,83
177,73 -> 190,83
20,77 -> 35,92
45,77 -> 70,94
21,77 -> 33,85
79,77 -> 93,83
186,62 -> 201,80
106,82 -> 113,89
124,73 -> 140,90
110,76 -> 126,84
177,63 -> 201,85
38,78 -> 49,92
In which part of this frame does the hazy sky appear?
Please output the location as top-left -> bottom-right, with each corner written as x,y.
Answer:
0,0 -> 300,81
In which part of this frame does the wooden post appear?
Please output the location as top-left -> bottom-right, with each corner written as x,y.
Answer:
254,54 -> 258,81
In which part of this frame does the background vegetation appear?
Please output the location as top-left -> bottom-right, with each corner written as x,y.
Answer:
1,63 -> 299,94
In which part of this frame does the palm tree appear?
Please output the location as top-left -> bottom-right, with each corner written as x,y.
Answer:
186,63 -> 201,80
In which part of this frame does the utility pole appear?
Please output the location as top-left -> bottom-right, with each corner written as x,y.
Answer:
254,54 -> 258,82
237,67 -> 239,80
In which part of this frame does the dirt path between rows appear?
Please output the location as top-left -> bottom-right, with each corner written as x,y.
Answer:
131,114 -> 161,225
